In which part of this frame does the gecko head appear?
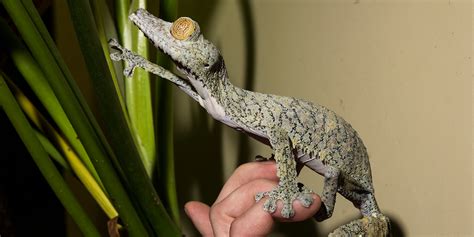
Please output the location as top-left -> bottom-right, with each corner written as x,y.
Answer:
129,9 -> 226,88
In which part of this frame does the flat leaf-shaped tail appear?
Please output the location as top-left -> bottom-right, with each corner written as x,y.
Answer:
329,213 -> 390,237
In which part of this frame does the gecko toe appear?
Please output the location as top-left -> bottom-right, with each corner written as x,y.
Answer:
108,38 -> 120,47
110,52 -> 124,61
255,192 -> 266,202
281,203 -> 295,218
297,192 -> 314,208
263,198 -> 277,213
256,183 -> 312,218
123,65 -> 136,77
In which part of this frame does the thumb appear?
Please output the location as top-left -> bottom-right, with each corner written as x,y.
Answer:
185,201 -> 214,237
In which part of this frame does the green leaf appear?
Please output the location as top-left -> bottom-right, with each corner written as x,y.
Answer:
0,18 -> 102,188
123,0 -> 157,176
8,79 -> 119,220
64,0 -> 181,236
155,0 -> 180,224
90,0 -> 127,114
0,74 -> 100,237
34,130 -> 71,170
2,1 -> 148,235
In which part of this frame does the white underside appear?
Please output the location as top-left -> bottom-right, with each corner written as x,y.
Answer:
192,78 -> 268,139
297,153 -> 328,176
191,77 -> 328,176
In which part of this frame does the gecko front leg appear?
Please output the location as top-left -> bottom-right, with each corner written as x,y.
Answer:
108,39 -> 202,103
255,153 -> 274,162
255,129 -> 314,218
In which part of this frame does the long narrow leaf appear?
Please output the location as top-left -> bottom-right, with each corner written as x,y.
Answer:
2,2 -> 148,235
116,0 -> 132,48
10,81 -> 118,219
20,0 -> 121,179
0,18 -> 102,186
155,0 -> 180,224
34,130 -> 70,170
20,0 -> 108,141
64,0 -> 181,236
90,0 -> 127,115
0,75 -> 101,237
125,0 -> 157,176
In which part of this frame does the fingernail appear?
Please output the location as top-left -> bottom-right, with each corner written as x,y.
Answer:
184,204 -> 190,216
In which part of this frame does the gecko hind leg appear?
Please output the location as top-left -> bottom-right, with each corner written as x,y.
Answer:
255,129 -> 314,218
314,165 -> 340,221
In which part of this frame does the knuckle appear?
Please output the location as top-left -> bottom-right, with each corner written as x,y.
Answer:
235,162 -> 258,174
209,202 -> 226,222
235,161 -> 276,178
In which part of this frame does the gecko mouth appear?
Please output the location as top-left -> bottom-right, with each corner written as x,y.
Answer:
154,42 -> 202,81
153,42 -> 200,94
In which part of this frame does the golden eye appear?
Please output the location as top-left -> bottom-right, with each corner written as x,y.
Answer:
171,17 -> 196,40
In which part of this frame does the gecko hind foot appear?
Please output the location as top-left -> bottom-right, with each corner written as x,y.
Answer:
255,184 -> 314,218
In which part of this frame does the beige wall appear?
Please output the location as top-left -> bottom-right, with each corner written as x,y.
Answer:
176,0 -> 473,236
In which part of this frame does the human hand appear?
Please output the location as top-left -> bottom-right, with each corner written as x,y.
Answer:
184,161 -> 321,237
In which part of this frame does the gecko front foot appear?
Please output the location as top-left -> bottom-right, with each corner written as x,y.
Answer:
255,183 -> 314,218
108,38 -> 147,77
255,153 -> 274,162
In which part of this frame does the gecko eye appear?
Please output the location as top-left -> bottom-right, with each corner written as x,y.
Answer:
171,17 -> 199,41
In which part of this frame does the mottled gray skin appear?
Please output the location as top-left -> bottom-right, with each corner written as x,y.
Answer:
110,8 -> 390,236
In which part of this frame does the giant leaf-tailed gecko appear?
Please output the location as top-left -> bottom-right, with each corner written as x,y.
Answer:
109,8 -> 390,236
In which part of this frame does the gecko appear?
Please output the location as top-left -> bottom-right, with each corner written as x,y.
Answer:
109,8 -> 390,236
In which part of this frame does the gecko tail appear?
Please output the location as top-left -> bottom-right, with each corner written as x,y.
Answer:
329,213 -> 391,237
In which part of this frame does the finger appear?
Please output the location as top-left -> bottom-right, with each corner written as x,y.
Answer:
210,179 -> 277,236
215,161 -> 278,203
230,193 -> 321,236
271,193 -> 321,222
230,199 -> 275,237
184,201 -> 214,237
